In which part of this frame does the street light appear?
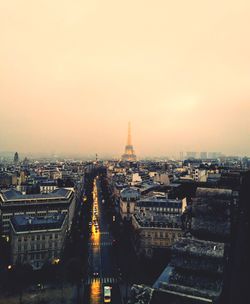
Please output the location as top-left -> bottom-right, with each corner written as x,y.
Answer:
53,258 -> 60,265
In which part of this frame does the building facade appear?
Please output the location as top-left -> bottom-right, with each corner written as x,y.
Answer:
10,213 -> 67,269
39,181 -> 58,194
135,196 -> 187,216
119,187 -> 140,220
131,213 -> 183,258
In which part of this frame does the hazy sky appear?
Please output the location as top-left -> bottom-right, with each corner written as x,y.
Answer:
1,0 -> 250,157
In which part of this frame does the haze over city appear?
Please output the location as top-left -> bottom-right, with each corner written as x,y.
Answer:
1,0 -> 250,157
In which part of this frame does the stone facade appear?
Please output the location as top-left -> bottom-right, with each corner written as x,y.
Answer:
10,214 -> 67,270
131,213 -> 183,258
128,187 -> 233,303
120,187 -> 140,220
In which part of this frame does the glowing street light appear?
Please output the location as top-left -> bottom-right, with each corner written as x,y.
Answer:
53,258 -> 60,265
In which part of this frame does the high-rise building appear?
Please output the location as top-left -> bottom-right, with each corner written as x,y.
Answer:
13,152 -> 19,164
200,152 -> 208,159
186,151 -> 197,159
208,152 -> 221,159
121,122 -> 137,162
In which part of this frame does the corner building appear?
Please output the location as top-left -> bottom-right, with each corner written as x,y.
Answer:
0,188 -> 75,236
10,214 -> 67,269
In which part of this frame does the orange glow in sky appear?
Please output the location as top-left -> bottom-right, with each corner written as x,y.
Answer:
1,1 -> 250,156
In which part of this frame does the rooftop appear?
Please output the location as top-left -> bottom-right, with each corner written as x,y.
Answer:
137,196 -> 183,209
120,187 -> 140,198
10,213 -> 66,232
196,187 -> 232,198
133,212 -> 182,229
0,188 -> 72,203
171,238 -> 225,259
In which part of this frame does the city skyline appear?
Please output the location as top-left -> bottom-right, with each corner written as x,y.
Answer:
0,2 -> 249,303
1,1 -> 250,156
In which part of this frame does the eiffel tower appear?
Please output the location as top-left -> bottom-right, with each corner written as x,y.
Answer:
122,122 -> 137,161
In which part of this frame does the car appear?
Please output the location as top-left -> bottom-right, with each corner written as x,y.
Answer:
104,285 -> 111,303
93,268 -> 99,277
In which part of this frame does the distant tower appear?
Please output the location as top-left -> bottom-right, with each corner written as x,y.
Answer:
122,122 -> 137,161
23,157 -> 29,165
14,152 -> 19,164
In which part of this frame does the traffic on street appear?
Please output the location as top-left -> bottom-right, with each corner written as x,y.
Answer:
83,177 -> 123,303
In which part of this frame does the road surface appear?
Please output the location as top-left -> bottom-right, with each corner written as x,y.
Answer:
83,177 -> 123,304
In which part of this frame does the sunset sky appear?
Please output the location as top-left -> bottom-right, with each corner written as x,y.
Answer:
1,0 -> 250,157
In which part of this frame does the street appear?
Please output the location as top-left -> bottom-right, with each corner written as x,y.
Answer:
83,177 -> 123,304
